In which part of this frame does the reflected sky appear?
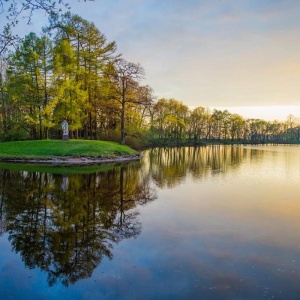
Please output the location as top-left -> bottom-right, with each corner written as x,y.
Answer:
0,145 -> 300,299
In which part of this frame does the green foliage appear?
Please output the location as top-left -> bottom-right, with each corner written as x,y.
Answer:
1,13 -> 126,142
0,12 -> 298,146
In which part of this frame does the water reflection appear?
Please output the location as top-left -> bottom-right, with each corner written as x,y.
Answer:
145,146 -> 263,188
0,145 -> 268,288
0,163 -> 156,286
0,145 -> 298,296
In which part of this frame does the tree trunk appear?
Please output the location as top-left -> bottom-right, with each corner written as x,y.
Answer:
120,97 -> 126,145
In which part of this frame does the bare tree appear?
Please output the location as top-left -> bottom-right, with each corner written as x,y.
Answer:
106,58 -> 145,144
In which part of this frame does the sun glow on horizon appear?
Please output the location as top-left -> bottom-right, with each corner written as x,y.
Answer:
209,106 -> 300,122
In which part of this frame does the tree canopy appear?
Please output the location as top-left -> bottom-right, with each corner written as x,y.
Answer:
0,9 -> 299,146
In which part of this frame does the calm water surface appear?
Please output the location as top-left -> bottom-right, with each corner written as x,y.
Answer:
0,145 -> 300,299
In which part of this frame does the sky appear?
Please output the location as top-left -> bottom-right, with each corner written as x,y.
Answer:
2,0 -> 300,121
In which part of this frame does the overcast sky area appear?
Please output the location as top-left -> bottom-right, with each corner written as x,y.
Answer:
2,0 -> 300,120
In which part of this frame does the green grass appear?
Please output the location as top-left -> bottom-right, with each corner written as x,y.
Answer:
0,139 -> 137,159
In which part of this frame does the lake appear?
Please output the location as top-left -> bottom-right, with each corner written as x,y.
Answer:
0,145 -> 300,299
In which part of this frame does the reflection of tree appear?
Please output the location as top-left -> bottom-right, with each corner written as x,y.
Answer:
146,146 -> 261,188
0,145 -> 266,286
0,162 -> 156,286
112,166 -> 156,240
0,169 -> 8,235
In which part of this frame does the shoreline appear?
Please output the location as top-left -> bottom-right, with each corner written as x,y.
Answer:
0,154 -> 142,165
1,141 -> 299,166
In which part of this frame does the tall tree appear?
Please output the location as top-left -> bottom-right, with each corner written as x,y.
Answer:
47,38 -> 87,134
6,32 -> 53,139
151,98 -> 188,142
188,106 -> 207,142
229,114 -> 244,140
124,84 -> 154,144
105,58 -> 144,145
286,114 -> 298,141
0,56 -> 8,137
47,13 -> 117,138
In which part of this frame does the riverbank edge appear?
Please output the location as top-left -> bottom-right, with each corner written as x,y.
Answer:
0,153 -> 142,165
1,139 -> 299,165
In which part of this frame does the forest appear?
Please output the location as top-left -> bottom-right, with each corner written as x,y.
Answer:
0,11 -> 300,148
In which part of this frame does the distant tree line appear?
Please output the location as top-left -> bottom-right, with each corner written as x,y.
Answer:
149,99 -> 300,146
0,12 -> 299,147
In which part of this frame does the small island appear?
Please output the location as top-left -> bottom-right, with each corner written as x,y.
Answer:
0,140 -> 141,165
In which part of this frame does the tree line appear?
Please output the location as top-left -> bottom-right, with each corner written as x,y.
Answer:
150,101 -> 300,146
0,12 -> 299,147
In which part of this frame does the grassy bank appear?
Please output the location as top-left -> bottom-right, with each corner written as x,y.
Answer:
0,139 -> 137,160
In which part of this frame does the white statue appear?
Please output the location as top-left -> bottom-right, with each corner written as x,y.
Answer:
61,120 -> 68,136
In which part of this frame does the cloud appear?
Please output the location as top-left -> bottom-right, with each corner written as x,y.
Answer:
2,0 -> 300,109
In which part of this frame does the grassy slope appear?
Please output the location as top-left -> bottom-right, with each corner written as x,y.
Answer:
0,139 -> 137,159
